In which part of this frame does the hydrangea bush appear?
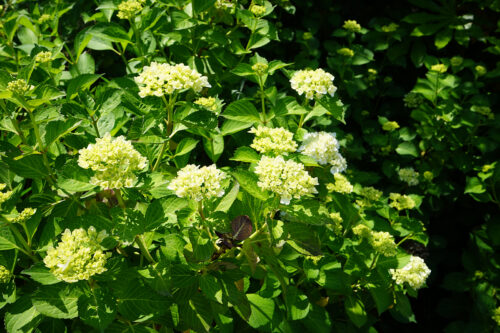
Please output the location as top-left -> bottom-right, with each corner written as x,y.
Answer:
0,0 -> 496,332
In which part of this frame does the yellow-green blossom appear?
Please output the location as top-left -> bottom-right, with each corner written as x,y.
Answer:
168,164 -> 227,202
254,156 -> 318,205
329,212 -> 343,235
327,173 -> 353,194
194,97 -> 218,112
135,62 -> 211,98
389,193 -> 416,210
12,208 -> 36,224
475,65 -> 487,76
250,4 -> 266,16
430,64 -> 447,73
38,14 -> 51,24
0,184 -> 12,205
7,79 -> 33,95
35,51 -> 52,63
493,307 -> 500,326
389,255 -> 431,289
298,132 -> 347,174
450,56 -> 463,67
371,231 -> 397,257
343,20 -> 361,32
117,0 -> 142,20
215,0 -> 235,10
250,126 -> 297,155
352,224 -> 371,238
399,168 -> 419,186
78,133 -> 148,189
252,62 -> 268,75
403,92 -> 424,108
337,48 -> 354,57
423,171 -> 434,181
381,23 -> 399,33
290,68 -> 337,100
0,265 -> 11,284
382,121 -> 400,131
357,186 -> 383,207
43,227 -> 110,283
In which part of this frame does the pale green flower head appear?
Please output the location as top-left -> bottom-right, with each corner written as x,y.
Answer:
450,56 -> 463,67
12,208 -> 36,224
254,155 -> 318,205
475,65 -> 487,76
403,92 -> 424,108
117,0 -> 142,20
43,227 -> 110,283
0,265 -> 11,284
252,62 -> 268,75
135,62 -> 211,98
194,97 -> 218,112
389,255 -> 431,289
337,48 -> 354,57
250,4 -> 267,16
215,0 -> 235,10
327,173 -> 353,194
0,183 -> 12,205
352,224 -> 371,238
381,23 -> 399,33
250,126 -> 297,155
329,212 -> 343,235
360,186 -> 382,202
492,307 -> 500,326
398,167 -> 419,186
430,64 -> 447,73
35,51 -> 52,63
7,79 -> 33,95
389,193 -> 416,210
38,14 -> 51,24
382,121 -> 400,132
343,20 -> 361,32
168,164 -> 227,202
78,133 -> 148,189
290,68 -> 337,100
370,231 -> 397,257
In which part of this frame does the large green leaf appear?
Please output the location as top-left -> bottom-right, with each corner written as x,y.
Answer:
21,263 -> 61,285
4,296 -> 43,333
78,287 -> 116,330
344,295 -> 367,328
246,294 -> 275,329
231,169 -> 269,201
3,155 -> 49,179
32,284 -> 82,319
222,100 -> 261,123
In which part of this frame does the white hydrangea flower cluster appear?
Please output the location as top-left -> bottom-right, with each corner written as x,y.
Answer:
0,265 -> 11,283
35,51 -> 52,63
327,173 -> 353,194
135,62 -> 211,98
194,97 -> 218,112
399,167 -> 419,186
249,126 -> 298,155
298,132 -> 347,175
168,164 -> 227,202
117,0 -> 143,20
290,69 -> 337,100
78,133 -> 148,189
43,227 -> 110,283
254,156 -> 319,205
7,79 -> 33,95
12,208 -> 36,224
0,183 -> 12,205
390,255 -> 431,290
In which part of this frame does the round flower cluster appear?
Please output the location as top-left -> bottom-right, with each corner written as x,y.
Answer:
371,231 -> 397,257
254,156 -> 318,205
389,193 -> 416,211
343,20 -> 361,32
250,4 -> 266,16
168,164 -> 227,202
249,126 -> 297,155
35,51 -> 52,63
352,224 -> 372,238
492,307 -> 500,326
327,173 -> 353,194
450,56 -> 464,67
252,62 -> 268,75
7,79 -> 33,95
475,65 -> 487,76
215,0 -> 235,10
0,184 -> 12,205
38,14 -> 51,24
194,97 -> 218,112
403,92 -> 424,108
78,133 -> 148,189
43,227 -> 110,283
117,0 -> 142,20
389,255 -> 431,290
430,64 -> 447,73
382,121 -> 400,131
0,265 -> 11,283
329,212 -> 343,235
135,62 -> 211,98
337,48 -> 354,57
357,186 -> 383,207
381,23 -> 399,33
298,132 -> 347,174
399,167 -> 419,186
12,208 -> 36,224
290,69 -> 337,100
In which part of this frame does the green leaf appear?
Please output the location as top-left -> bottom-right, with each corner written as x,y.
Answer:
4,296 -> 43,333
4,154 -> 49,179
315,95 -> 346,124
78,287 -> 116,330
344,296 -> 367,328
21,263 -> 61,285
44,120 -> 81,146
275,97 -> 307,116
215,182 -> 240,213
32,284 -> 82,319
369,284 -> 393,315
465,177 -> 486,194
188,228 -> 214,262
230,147 -> 260,163
175,137 -> 199,157
281,199 -> 332,225
231,169 -> 269,201
222,100 -> 261,123
286,222 -> 322,256
200,274 -> 223,304
0,225 -> 22,251
285,286 -> 310,320
192,0 -> 216,14
395,142 -> 418,157
170,264 -> 199,288
246,294 -> 275,329
66,74 -> 101,100
87,23 -> 131,44
435,28 -> 452,49
0,280 -> 16,310
203,134 -> 224,163
220,119 -> 254,136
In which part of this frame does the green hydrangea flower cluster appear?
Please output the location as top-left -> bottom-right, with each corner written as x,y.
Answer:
343,20 -> 361,32
7,79 -> 33,95
398,167 -> 419,186
250,126 -> 297,155
168,164 -> 227,202
357,186 -> 383,207
337,48 -> 354,57
34,51 -> 52,63
215,0 -> 235,10
403,92 -> 424,108
353,225 -> 397,256
329,212 -> 343,235
327,173 -> 353,194
250,4 -> 266,16
381,23 -> 399,33
382,121 -> 400,131
194,97 -> 218,112
254,155 -> 318,205
430,64 -> 447,73
0,265 -> 11,283
252,62 -> 268,75
389,193 -> 416,210
43,227 -> 110,283
290,68 -> 337,100
117,0 -> 143,20
78,133 -> 148,189
492,307 -> 500,326
135,62 -> 210,98
12,208 -> 36,224
389,255 -> 431,289
38,14 -> 51,24
0,183 -> 12,205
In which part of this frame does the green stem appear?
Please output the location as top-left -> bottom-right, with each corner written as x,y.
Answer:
258,76 -> 267,124
10,116 -> 27,145
396,233 -> 414,247
115,189 -> 126,209
130,19 -> 143,57
152,95 -> 176,171
135,235 -> 156,264
369,253 -> 380,270
28,109 -> 55,183
90,115 -> 100,138
7,223 -> 38,262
